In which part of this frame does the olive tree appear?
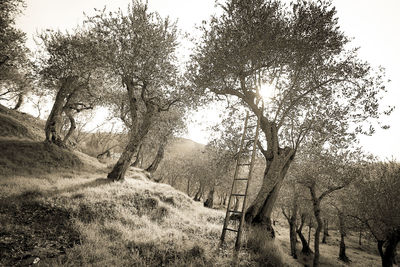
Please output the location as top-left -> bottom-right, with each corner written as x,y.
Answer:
87,1 -> 183,181
191,0 -> 391,236
37,29 -> 105,147
0,0 -> 31,109
351,162 -> 400,267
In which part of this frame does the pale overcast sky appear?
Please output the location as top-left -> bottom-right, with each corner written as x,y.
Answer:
15,0 -> 400,160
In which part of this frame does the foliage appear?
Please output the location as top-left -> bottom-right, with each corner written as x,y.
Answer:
190,0 -> 392,230
36,29 -> 106,106
0,0 -> 32,107
352,161 -> 400,242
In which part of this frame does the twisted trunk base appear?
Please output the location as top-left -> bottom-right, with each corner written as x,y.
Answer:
245,150 -> 294,237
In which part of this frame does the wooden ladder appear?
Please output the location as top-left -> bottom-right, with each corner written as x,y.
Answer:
220,109 -> 261,251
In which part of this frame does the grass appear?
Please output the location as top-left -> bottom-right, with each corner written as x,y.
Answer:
274,219 -> 384,267
0,140 -> 84,176
0,103 -> 391,266
0,103 -> 45,141
1,168 -> 268,266
1,165 -> 391,266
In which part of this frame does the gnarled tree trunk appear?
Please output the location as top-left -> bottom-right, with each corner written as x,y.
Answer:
45,79 -> 73,147
296,213 -> 312,255
108,136 -> 140,181
289,215 -> 297,259
282,189 -> 298,259
245,144 -> 295,237
377,230 -> 399,267
146,135 -> 167,173
131,143 -> 142,167
310,185 -> 322,267
62,108 -> 76,146
108,81 -> 155,181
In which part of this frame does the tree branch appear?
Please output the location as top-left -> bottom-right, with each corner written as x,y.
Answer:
318,185 -> 345,201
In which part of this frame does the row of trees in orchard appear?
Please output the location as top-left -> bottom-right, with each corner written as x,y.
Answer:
0,0 -> 32,109
278,144 -> 399,267
188,0 -> 397,266
1,0 -> 397,266
190,0 -> 392,240
1,0 -> 191,180
35,2 -> 194,180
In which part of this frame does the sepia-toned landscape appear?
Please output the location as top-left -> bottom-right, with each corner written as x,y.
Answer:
1,0 -> 399,266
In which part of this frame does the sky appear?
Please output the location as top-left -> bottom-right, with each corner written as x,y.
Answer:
15,0 -> 400,160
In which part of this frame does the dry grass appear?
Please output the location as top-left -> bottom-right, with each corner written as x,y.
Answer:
0,103 -> 45,141
274,219 -> 383,267
1,164 -> 391,266
1,168 -> 277,266
0,140 -> 84,176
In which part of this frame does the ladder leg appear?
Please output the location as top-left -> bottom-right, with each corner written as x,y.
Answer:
235,109 -> 262,251
220,112 -> 250,247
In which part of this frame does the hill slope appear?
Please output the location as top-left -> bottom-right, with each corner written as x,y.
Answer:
0,104 -> 45,141
0,104 -> 107,176
0,170 -> 294,266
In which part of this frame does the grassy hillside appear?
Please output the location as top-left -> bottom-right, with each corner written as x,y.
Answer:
0,104 -> 389,267
0,104 -> 104,176
0,169 -> 295,266
0,104 -> 45,141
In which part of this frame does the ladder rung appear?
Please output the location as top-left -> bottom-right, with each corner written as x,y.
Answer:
246,124 -> 257,128
231,193 -> 246,197
228,210 -> 243,214
235,178 -> 248,181
225,227 -> 239,232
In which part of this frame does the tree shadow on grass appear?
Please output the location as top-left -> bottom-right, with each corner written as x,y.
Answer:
0,178 -> 112,266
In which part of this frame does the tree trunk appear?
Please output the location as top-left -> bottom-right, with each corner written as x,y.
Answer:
337,211 -> 350,263
186,177 -> 191,196
107,137 -> 140,181
310,186 -> 322,267
62,108 -> 76,146
193,186 -> 202,201
296,214 -> 312,255
313,212 -> 322,267
146,135 -> 167,173
289,219 -> 297,259
308,219 -> 312,245
131,143 -> 142,167
45,80 -> 71,147
108,86 -> 155,181
13,92 -> 24,110
245,147 -> 294,237
378,231 -> 399,267
322,219 -> 329,244
204,188 -> 215,208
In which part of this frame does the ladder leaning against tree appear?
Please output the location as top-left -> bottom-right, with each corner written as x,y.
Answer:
219,99 -> 263,252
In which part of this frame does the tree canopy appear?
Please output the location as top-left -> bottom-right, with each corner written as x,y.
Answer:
190,0 -> 392,233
